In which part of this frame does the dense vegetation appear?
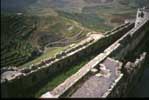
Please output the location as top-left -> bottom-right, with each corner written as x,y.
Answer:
1,12 -> 90,68
1,0 -> 147,68
1,13 -> 41,68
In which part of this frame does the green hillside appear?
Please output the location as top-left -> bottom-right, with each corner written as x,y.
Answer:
1,12 -> 90,68
1,13 -> 38,67
1,0 -> 148,68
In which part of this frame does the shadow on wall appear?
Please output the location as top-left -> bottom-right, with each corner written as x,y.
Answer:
128,59 -> 149,97
128,35 -> 149,97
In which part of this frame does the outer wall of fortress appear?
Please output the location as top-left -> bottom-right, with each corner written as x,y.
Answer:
1,15 -> 149,97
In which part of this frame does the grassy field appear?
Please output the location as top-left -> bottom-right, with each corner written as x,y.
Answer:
58,11 -> 113,32
82,2 -> 137,27
56,0 -> 142,32
21,46 -> 68,68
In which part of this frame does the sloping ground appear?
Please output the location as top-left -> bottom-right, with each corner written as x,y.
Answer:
58,11 -> 113,32
1,0 -> 148,68
82,0 -> 137,27
1,13 -> 37,68
1,12 -> 90,68
30,15 -> 90,47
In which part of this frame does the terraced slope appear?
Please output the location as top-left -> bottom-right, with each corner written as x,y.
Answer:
1,0 -> 148,68
1,12 -> 90,68
1,13 -> 38,68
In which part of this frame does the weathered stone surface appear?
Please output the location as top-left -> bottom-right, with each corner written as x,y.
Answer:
1,71 -> 23,81
90,68 -> 98,73
71,58 -> 122,98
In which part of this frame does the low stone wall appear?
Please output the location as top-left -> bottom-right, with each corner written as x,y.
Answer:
1,23 -> 134,98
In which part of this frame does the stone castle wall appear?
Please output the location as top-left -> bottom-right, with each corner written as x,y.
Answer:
40,18 -> 148,98
105,19 -> 149,97
1,23 -> 134,97
1,15 -> 148,97
92,19 -> 148,97
101,19 -> 148,97
109,17 -> 149,60
108,52 -> 147,97
2,7 -> 149,98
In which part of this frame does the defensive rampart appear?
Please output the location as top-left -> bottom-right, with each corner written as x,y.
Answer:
1,22 -> 134,97
40,18 -> 148,98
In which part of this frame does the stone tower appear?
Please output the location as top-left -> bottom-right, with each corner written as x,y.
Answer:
135,7 -> 149,27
